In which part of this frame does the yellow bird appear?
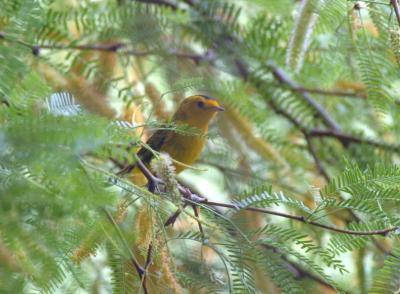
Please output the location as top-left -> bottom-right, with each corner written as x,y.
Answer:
118,95 -> 224,183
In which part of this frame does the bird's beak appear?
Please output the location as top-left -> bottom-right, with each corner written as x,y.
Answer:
207,100 -> 225,112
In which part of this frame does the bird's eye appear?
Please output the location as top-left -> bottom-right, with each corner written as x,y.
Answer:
197,101 -> 205,108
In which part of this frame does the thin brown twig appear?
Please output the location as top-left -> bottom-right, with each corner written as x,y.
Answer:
0,31 -> 212,64
266,99 -> 306,131
145,242 -> 153,268
192,205 -> 204,237
36,42 -> 126,52
265,98 -> 334,181
201,201 -> 398,236
0,31 -> 124,54
132,154 -> 162,192
134,0 -> 178,10
164,206 -> 185,227
132,261 -> 147,294
391,0 -> 400,28
266,97 -> 333,181
293,86 -> 400,105
140,241 -> 153,292
293,86 -> 365,98
304,133 -> 330,181
308,129 -> 400,152
261,244 -> 339,292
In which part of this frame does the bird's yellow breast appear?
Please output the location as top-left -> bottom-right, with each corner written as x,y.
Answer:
160,133 -> 206,173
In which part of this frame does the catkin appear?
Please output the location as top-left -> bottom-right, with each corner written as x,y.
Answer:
286,0 -> 322,72
135,206 -> 154,252
114,199 -> 130,224
71,228 -> 102,264
159,245 -> 183,294
390,29 -> 400,67
151,153 -> 180,203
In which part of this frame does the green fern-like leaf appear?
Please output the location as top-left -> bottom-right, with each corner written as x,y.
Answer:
322,163 -> 400,197
369,246 -> 400,293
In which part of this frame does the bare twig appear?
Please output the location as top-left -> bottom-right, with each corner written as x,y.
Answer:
141,241 -> 153,293
145,242 -> 153,269
0,31 -> 211,64
134,0 -> 178,10
266,99 -> 306,131
391,0 -> 400,28
201,201 -> 398,236
309,129 -> 400,152
35,42 -> 126,52
132,154 -> 162,192
261,244 -> 339,292
293,86 -> 365,98
304,134 -> 330,181
192,205 -> 205,238
291,86 -> 400,106
164,206 -> 185,227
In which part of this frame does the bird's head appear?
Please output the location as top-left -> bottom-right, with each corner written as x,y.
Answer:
173,95 -> 224,129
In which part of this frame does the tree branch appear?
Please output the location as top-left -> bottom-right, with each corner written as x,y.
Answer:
200,201 -> 397,236
292,86 -> 365,99
266,98 -> 306,131
304,133 -> 330,181
134,0 -> 178,10
0,31 -> 212,64
391,0 -> 400,28
261,244 -> 339,292
309,129 -> 400,152
140,241 -> 153,293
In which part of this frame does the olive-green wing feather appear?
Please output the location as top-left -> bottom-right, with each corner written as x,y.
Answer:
117,129 -> 173,176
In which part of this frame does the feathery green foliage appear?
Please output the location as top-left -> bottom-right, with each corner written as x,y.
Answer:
2,0 -> 400,293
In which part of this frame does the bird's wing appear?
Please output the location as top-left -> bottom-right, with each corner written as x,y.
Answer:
117,129 -> 173,176
137,129 -> 172,164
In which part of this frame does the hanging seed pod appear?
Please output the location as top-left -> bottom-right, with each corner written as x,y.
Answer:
286,0 -> 323,72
